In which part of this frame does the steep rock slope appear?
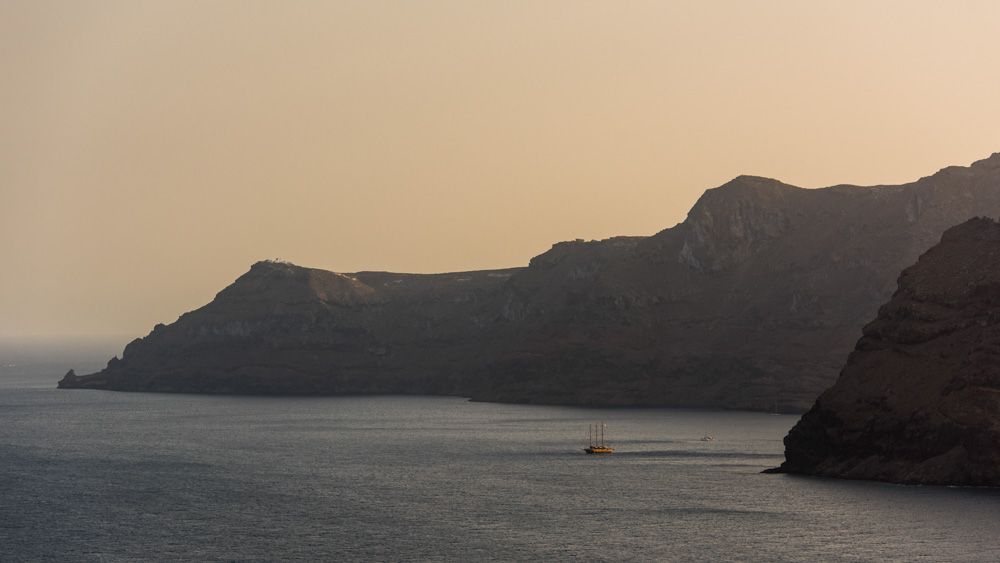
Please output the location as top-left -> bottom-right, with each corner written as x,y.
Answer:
469,155 -> 1000,409
61,154 -> 1000,411
60,262 -> 519,395
768,217 -> 1000,485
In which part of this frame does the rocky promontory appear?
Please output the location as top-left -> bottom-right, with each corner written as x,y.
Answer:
768,217 -> 1000,486
61,154 -> 1000,411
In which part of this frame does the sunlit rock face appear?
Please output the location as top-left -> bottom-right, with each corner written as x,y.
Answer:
60,154 -> 1000,412
769,217 -> 1000,486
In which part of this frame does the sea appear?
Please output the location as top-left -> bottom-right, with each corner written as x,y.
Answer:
3,337 -> 1000,562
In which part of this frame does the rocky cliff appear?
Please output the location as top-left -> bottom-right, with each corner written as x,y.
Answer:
61,153 -> 1000,411
768,217 -> 1000,485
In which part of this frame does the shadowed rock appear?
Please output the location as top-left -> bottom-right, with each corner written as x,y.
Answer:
768,217 -> 1000,486
60,154 -> 1000,411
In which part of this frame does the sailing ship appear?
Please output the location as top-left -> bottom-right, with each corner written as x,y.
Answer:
583,422 -> 613,454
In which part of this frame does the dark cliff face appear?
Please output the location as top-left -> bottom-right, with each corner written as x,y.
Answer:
60,261 -> 521,396
61,153 -> 1000,411
770,217 -> 1000,486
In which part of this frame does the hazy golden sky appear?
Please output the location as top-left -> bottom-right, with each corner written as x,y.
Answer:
2,1 -> 999,337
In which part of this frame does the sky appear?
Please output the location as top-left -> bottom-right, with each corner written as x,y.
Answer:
2,1 -> 1000,338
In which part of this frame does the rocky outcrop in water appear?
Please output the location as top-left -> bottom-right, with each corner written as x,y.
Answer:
768,217 -> 1000,485
60,154 -> 1000,411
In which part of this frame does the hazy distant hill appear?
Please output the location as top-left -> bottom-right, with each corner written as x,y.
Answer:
61,153 -> 1000,411
769,217 -> 1000,485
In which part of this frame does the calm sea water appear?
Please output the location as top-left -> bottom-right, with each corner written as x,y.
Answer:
3,338 -> 1000,562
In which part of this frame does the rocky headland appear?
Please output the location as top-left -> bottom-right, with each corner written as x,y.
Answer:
61,153 -> 1000,412
768,217 -> 1000,486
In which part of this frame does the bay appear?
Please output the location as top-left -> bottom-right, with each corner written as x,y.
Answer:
2,338 -> 1000,562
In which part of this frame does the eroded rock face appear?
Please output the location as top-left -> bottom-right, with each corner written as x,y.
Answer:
59,261 -> 519,396
60,154 -> 1000,411
769,217 -> 1000,486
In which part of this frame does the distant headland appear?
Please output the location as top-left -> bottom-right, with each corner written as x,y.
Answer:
61,154 -> 1000,414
